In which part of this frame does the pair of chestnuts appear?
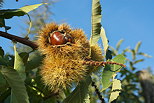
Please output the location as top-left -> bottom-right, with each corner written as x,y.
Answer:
48,31 -> 74,45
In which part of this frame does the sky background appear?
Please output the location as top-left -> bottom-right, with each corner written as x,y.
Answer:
0,0 -> 154,71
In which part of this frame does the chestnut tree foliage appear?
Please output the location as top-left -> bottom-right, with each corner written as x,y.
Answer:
0,0 -> 152,103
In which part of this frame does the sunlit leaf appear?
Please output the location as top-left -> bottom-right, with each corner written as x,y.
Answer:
0,67 -> 29,103
63,76 -> 92,103
116,39 -> 124,51
100,27 -> 108,54
0,3 -> 46,19
14,45 -> 26,81
101,55 -> 126,91
138,52 -> 152,58
20,3 -> 47,13
90,0 -> 102,46
109,79 -> 122,103
135,41 -> 141,54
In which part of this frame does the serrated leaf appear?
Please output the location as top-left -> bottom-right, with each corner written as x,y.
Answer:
116,39 -> 124,51
90,0 -> 102,46
100,27 -> 108,54
101,55 -> 126,91
135,41 -> 141,54
14,45 -> 26,81
109,79 -> 122,103
63,76 -> 92,103
138,52 -> 152,58
0,67 -> 29,103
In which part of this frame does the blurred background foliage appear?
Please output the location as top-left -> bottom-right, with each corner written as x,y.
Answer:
0,0 -> 153,103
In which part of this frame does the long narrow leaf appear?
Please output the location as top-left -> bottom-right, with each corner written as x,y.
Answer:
14,45 -> 26,81
116,39 -> 124,51
135,41 -> 141,54
100,27 -> 108,54
90,0 -> 102,46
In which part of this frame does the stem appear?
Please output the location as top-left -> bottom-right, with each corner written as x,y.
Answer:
82,60 -> 126,67
0,31 -> 38,49
91,81 -> 105,103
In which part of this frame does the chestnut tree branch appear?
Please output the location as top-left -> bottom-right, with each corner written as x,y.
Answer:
0,31 -> 38,49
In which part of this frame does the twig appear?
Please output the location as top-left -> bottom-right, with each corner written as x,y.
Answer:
0,31 -> 38,49
91,81 -> 105,103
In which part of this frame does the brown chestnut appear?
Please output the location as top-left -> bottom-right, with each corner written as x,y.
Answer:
49,31 -> 73,45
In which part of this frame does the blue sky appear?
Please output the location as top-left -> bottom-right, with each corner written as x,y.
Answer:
0,0 -> 154,70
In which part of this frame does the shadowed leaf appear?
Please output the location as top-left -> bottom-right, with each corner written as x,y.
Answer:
0,67 -> 29,103
63,76 -> 92,103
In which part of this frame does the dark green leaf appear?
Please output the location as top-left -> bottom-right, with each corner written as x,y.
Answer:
0,3 -> 46,19
19,52 -> 29,65
0,67 -> 29,103
25,54 -> 43,71
0,46 -> 4,57
0,72 -> 7,87
90,0 -> 102,46
0,17 -> 5,27
101,55 -> 126,91
63,76 -> 92,103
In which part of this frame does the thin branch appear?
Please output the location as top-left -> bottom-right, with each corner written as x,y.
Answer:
0,31 -> 38,49
91,81 -> 105,103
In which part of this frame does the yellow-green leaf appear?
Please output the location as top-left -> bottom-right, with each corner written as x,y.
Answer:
109,79 -> 122,103
20,3 -> 47,13
14,44 -> 26,81
100,27 -> 108,54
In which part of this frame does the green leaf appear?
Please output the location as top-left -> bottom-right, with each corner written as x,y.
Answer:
100,27 -> 109,54
109,79 -> 122,103
135,41 -> 141,54
130,49 -> 136,60
138,52 -> 152,58
19,52 -> 29,65
116,39 -> 124,51
0,46 -> 4,57
0,72 -> 7,87
20,3 -> 47,13
0,3 -> 46,19
0,67 -> 29,103
63,76 -> 92,103
0,17 -> 5,27
101,55 -> 126,91
90,0 -> 102,46
133,59 -> 144,64
14,45 -> 26,81
25,54 -> 43,71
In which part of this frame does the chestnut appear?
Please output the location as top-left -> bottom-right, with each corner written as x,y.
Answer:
49,31 -> 73,45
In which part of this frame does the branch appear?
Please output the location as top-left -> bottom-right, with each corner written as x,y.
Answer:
0,31 -> 38,49
91,81 -> 105,103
